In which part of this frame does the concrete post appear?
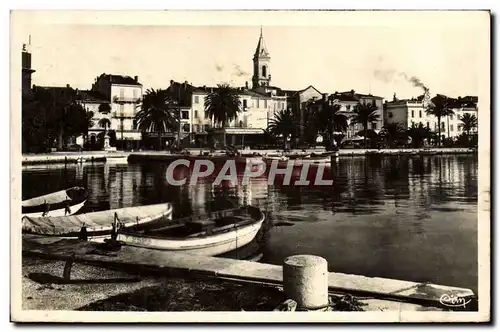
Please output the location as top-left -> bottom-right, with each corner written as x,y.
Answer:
283,255 -> 329,310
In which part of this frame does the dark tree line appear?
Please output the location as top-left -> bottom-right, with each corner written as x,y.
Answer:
22,87 -> 92,153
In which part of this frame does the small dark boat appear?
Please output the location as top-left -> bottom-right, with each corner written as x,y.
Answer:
22,187 -> 88,218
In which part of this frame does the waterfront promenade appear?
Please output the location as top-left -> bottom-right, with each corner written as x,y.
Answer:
21,147 -> 476,166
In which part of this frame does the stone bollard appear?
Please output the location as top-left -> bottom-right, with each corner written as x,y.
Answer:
283,255 -> 329,310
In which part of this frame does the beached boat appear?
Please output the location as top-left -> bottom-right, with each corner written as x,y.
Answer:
22,186 -> 88,218
21,203 -> 173,239
109,206 -> 265,256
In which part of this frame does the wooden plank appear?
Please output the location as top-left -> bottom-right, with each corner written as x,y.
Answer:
22,237 -> 476,309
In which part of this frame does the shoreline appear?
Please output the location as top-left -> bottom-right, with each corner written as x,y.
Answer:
21,236 -> 477,313
21,147 -> 477,166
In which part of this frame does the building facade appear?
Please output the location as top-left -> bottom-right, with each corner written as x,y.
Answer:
91,74 -> 143,149
76,90 -> 112,148
167,80 -> 286,147
329,90 -> 385,138
384,95 -> 478,139
164,29 -> 290,148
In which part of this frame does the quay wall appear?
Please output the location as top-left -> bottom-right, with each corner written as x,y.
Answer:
22,236 -> 478,313
21,148 -> 477,165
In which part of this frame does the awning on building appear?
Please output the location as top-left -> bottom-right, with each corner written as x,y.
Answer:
223,128 -> 265,135
116,131 -> 142,140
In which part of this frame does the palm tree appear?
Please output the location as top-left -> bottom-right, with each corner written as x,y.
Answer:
98,118 -> 111,132
98,103 -> 112,114
267,109 -> 296,149
135,88 -> 179,150
426,94 -> 455,147
380,122 -> 406,148
460,113 -> 478,137
314,102 -> 348,150
407,123 -> 432,148
204,84 -> 241,146
350,102 -> 380,148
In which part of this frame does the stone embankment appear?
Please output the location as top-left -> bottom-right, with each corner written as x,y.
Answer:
20,148 -> 477,166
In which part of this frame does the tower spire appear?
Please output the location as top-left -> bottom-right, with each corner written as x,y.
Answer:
252,27 -> 271,89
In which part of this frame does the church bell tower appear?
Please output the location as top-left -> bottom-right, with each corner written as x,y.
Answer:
252,27 -> 271,89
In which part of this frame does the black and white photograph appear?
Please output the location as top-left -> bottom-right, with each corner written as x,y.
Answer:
10,10 -> 490,323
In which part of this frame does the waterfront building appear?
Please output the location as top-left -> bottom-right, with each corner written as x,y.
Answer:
90,73 -> 144,150
306,90 -> 385,140
278,85 -> 323,141
167,80 -> 284,147
329,90 -> 385,138
383,94 -> 478,139
76,90 -> 112,148
163,29 -> 292,147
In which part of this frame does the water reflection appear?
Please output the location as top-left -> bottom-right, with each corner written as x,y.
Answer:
22,155 -> 478,293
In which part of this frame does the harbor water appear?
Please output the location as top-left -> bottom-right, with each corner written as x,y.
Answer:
21,154 -> 478,294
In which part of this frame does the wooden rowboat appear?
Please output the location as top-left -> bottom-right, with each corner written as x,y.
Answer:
103,206 -> 265,256
21,203 -> 173,239
22,186 -> 88,218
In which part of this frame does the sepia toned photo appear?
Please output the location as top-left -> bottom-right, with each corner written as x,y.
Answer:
10,10 -> 491,323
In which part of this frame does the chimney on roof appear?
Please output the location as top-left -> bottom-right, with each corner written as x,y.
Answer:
350,89 -> 355,95
134,76 -> 138,82
245,81 -> 248,89
322,93 -> 328,101
170,80 -> 174,86
66,84 -> 70,88
203,85 -> 206,89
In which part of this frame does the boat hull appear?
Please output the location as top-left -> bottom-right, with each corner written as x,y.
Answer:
21,200 -> 87,218
22,203 -> 173,237
111,218 -> 264,256
22,186 -> 88,217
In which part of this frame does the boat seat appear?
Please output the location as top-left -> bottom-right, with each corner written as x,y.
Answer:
187,219 -> 216,227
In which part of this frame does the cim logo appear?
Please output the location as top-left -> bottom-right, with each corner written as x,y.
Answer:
439,294 -> 472,308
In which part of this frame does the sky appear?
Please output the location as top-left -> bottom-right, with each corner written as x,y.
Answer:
11,10 -> 489,100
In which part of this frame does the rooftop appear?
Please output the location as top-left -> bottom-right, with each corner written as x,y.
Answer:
96,73 -> 142,86
333,90 -> 384,101
77,90 -> 110,104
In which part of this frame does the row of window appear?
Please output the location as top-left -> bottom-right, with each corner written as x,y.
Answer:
411,110 -> 455,120
411,121 -> 463,132
193,95 -> 285,110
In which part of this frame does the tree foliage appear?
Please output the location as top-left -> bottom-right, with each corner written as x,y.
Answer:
267,109 -> 296,149
135,88 -> 179,150
350,102 -> 380,148
22,87 -> 90,153
426,94 -> 455,146
204,84 -> 241,128
460,113 -> 478,136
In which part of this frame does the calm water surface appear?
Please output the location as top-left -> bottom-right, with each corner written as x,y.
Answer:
22,155 -> 478,294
